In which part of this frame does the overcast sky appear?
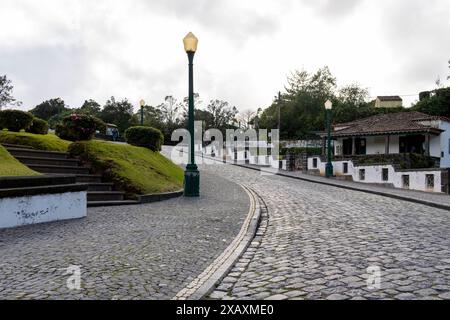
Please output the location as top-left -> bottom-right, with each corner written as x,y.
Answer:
1,0 -> 449,112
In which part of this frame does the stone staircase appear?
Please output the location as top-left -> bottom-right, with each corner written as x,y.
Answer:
2,143 -> 139,207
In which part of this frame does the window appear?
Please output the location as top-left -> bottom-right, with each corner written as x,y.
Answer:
343,162 -> 348,174
359,169 -> 365,181
313,158 -> 318,168
402,175 -> 410,189
426,174 -> 435,190
382,168 -> 389,182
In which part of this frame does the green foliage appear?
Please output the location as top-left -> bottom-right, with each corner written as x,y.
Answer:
99,96 -> 134,134
411,87 -> 450,118
125,126 -> 164,151
355,153 -> 435,169
30,98 -> 68,121
0,75 -> 22,109
0,109 -> 34,132
69,140 -> 183,196
80,99 -> 101,117
26,117 -> 49,135
0,144 -> 40,177
48,109 -> 73,129
258,67 -> 407,139
0,131 -> 71,152
56,114 -> 106,142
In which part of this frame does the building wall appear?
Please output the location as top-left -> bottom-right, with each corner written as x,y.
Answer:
439,120 -> 450,168
335,135 -> 400,155
375,99 -> 403,108
308,156 -> 443,193
389,136 -> 400,154
366,136 -> 386,154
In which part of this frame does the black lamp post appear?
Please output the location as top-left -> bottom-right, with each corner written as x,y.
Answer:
183,32 -> 200,197
325,100 -> 334,178
140,99 -> 145,126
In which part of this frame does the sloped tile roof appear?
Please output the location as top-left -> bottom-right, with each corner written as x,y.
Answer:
330,112 -> 444,137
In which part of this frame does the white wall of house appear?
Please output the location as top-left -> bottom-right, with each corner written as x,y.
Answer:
0,192 -> 87,229
308,156 -> 443,193
366,136 -> 386,154
439,120 -> 450,168
389,136 -> 400,154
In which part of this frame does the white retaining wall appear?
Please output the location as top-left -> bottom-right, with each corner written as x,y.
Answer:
308,156 -> 443,193
0,191 -> 87,229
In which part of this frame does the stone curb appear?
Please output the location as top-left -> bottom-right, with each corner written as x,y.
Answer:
138,189 -> 184,204
197,152 -> 450,212
172,184 -> 262,300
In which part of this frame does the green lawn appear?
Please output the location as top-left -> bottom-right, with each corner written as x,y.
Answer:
0,144 -> 40,177
69,140 -> 184,196
0,131 -> 71,152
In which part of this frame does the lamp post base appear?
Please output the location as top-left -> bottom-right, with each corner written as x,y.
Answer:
184,164 -> 200,197
325,162 -> 334,178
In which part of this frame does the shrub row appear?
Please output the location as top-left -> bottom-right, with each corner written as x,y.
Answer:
125,126 -> 164,151
0,110 -> 49,134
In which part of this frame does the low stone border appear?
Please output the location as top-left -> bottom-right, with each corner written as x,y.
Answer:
173,184 -> 262,300
138,189 -> 184,204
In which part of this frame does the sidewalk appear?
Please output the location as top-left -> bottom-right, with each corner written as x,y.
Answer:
214,159 -> 450,211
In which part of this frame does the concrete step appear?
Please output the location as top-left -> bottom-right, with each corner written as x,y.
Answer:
87,183 -> 114,191
87,191 -> 125,202
87,200 -> 140,207
28,164 -> 90,175
7,147 -> 68,159
15,156 -> 80,167
75,174 -> 102,183
0,143 -> 34,149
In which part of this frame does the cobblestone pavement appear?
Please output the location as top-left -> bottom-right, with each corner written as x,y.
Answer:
199,160 -> 450,300
0,173 -> 249,300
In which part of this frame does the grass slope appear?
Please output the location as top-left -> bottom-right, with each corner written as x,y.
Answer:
0,131 -> 71,152
69,140 -> 184,196
0,144 -> 40,177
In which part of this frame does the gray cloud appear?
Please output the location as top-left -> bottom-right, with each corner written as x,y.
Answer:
0,44 -> 89,109
143,0 -> 281,46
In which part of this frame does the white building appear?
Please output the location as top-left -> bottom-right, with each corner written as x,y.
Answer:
309,112 -> 450,193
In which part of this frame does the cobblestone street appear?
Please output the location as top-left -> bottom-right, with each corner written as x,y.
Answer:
0,173 -> 249,300
200,160 -> 450,300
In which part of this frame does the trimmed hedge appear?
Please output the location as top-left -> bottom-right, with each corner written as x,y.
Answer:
0,110 -> 34,132
26,117 -> 49,135
55,114 -> 106,141
125,126 -> 164,151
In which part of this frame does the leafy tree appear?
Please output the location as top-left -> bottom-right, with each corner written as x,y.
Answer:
131,104 -> 164,129
411,87 -> 450,118
79,99 -> 101,117
258,67 -> 393,139
0,75 -> 22,110
100,96 -> 134,133
30,98 -> 67,121
206,99 -> 238,132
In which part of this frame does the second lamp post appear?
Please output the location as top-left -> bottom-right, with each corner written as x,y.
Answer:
325,100 -> 334,178
183,32 -> 200,197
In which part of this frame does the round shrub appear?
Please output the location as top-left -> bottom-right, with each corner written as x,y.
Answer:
55,114 -> 106,141
26,117 -> 49,135
0,109 -> 34,132
125,126 -> 164,151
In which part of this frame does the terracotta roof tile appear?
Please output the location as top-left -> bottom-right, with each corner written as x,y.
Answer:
331,112 -> 443,137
